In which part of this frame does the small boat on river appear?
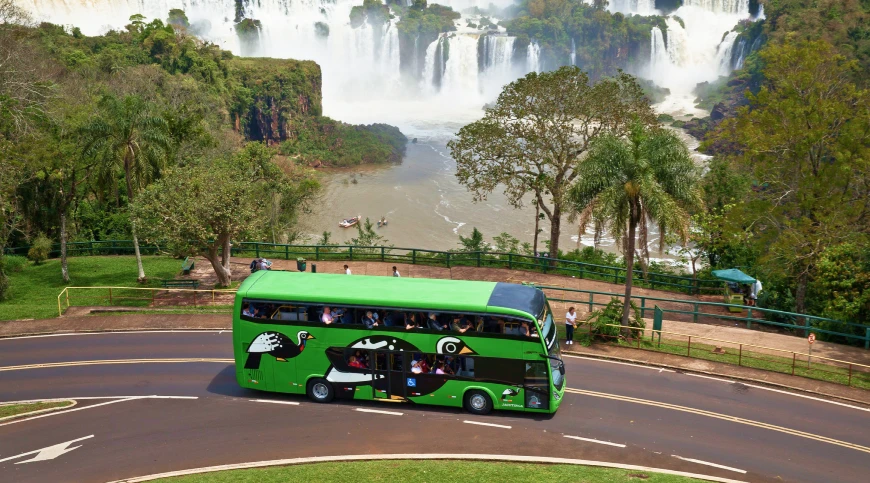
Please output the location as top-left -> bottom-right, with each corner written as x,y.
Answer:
339,216 -> 360,228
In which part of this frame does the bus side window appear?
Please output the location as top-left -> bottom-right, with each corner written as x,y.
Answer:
344,349 -> 370,370
456,356 -> 474,378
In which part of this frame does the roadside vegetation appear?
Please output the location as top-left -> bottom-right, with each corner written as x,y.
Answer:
154,460 -> 705,483
0,400 -> 74,419
0,256 -> 178,321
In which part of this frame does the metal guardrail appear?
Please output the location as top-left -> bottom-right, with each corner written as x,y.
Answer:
575,319 -> 870,389
57,286 -> 238,317
542,286 -> 870,349
6,240 -> 723,295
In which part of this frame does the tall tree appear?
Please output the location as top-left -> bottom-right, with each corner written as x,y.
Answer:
133,143 -> 319,287
569,122 -> 702,332
449,67 -> 656,264
82,94 -> 171,282
712,40 -> 870,314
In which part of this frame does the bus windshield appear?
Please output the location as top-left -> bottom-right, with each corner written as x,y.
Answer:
540,304 -> 564,390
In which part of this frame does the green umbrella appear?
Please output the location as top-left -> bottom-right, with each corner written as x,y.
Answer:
711,269 -> 756,284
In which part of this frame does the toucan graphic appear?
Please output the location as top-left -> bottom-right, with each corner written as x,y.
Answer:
502,388 -> 520,399
244,331 -> 315,370
323,335 -> 477,398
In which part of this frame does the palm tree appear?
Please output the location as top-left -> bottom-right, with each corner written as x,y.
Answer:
568,122 -> 702,334
82,94 -> 171,282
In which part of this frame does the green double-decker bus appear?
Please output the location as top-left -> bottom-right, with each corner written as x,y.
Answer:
233,271 -> 565,414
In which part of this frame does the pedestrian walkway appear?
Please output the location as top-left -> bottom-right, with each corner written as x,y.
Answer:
564,344 -> 870,406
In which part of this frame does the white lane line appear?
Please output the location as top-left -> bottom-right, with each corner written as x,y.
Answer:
251,399 -> 300,406
562,354 -> 675,372
563,435 -> 626,448
355,408 -> 403,416
1,395 -> 197,404
0,396 -> 198,427
0,330 -> 227,340
683,374 -> 870,413
106,454 -> 747,483
672,455 -> 747,474
463,420 -> 511,429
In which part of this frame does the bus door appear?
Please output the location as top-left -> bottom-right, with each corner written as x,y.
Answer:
373,351 -> 406,401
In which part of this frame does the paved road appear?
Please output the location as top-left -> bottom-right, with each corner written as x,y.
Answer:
1,332 -> 868,483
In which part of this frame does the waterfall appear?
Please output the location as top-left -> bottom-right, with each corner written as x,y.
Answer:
527,41 -> 541,73
681,0 -> 750,15
421,37 -> 443,92
714,31 -> 739,75
607,0 -> 657,15
731,38 -> 747,70
649,26 -> 669,82
570,38 -> 576,66
441,34 -> 481,101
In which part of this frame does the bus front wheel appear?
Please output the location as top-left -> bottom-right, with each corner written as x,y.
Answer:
464,390 -> 493,415
307,378 -> 334,403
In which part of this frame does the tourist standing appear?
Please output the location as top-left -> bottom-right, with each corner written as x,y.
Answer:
392,266 -> 400,277
344,264 -> 352,275
565,307 -> 577,345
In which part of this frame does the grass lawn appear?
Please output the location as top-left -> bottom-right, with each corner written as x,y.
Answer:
0,256 -> 181,321
155,460 -> 704,483
0,400 -> 73,419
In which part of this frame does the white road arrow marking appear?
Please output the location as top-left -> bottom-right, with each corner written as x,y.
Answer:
0,435 -> 93,465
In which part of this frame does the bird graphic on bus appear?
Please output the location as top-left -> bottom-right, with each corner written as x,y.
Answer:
323,335 -> 477,400
244,331 -> 315,369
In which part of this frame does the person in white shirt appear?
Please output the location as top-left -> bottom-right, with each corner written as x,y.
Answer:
749,279 -> 762,307
392,266 -> 400,277
344,264 -> 352,275
321,307 -> 334,324
565,307 -> 578,345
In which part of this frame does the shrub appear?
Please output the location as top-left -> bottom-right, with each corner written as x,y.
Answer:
585,297 -> 645,340
27,233 -> 53,265
2,255 -> 28,273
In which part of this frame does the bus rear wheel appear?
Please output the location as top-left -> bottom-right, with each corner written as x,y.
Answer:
307,378 -> 334,403
464,390 -> 493,415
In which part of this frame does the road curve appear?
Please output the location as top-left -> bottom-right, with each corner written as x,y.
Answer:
1,331 -> 868,483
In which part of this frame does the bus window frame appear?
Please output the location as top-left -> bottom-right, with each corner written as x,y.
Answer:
238,298 -> 544,342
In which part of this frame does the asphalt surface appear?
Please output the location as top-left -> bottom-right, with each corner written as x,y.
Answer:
1,331 -> 869,483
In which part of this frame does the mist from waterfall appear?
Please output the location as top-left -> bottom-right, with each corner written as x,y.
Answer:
15,0 -> 533,138
644,3 -> 751,116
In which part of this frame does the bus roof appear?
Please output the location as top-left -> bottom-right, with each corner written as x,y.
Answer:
240,271 -> 545,317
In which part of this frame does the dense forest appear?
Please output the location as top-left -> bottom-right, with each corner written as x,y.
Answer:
684,0 -> 870,327
0,3 -> 406,290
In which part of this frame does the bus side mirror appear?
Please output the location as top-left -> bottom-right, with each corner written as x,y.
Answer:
559,363 -> 565,376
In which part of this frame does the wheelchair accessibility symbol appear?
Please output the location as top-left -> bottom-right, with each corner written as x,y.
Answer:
406,378 -> 416,387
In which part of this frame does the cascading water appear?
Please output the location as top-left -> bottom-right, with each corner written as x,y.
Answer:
15,0 -> 533,135
641,1 -> 752,116
607,0 -> 657,16
527,41 -> 541,73
570,38 -> 576,66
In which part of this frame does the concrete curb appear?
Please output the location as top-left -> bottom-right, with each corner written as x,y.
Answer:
563,348 -> 870,408
0,327 -> 230,339
106,453 -> 746,483
0,399 -> 77,422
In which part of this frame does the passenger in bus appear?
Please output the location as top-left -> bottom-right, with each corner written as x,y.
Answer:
372,310 -> 380,324
411,359 -> 423,374
362,311 -> 377,329
519,322 -> 530,337
452,316 -> 475,333
348,356 -> 364,369
434,361 -> 447,375
405,313 -> 419,330
419,356 -> 431,373
428,313 -> 448,331
242,303 -> 253,318
321,306 -> 334,324
353,350 -> 369,368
